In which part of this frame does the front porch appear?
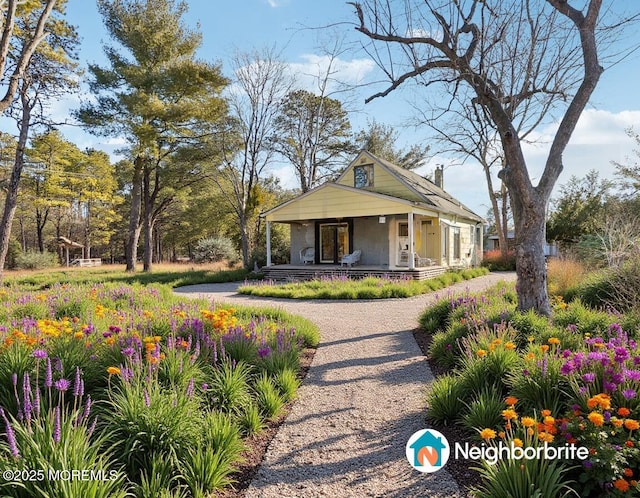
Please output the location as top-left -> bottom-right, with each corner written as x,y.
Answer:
261,264 -> 447,282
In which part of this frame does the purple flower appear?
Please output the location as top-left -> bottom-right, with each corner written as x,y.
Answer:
624,369 -> 640,382
582,373 -> 596,383
622,389 -> 637,400
186,378 -> 195,397
121,347 -> 134,357
82,395 -> 92,422
1,408 -> 19,458
614,347 -> 630,363
108,325 -> 121,334
201,383 -> 208,391
54,379 -> 71,392
11,373 -> 17,387
73,368 -> 83,397
32,349 -> 47,359
53,406 -> 61,443
143,389 -> 150,407
258,346 -> 271,358
560,361 -> 575,375
45,358 -> 52,388
604,411 -> 611,422
583,460 -> 593,469
603,381 -> 617,392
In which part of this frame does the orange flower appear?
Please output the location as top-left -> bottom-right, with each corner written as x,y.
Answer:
612,419 -> 624,428
618,407 -> 631,417
624,468 -> 634,478
541,409 -> 552,417
505,396 -> 518,406
525,352 -> 536,361
547,337 -> 560,346
106,366 -> 121,376
588,412 -> 605,427
613,479 -> 630,492
512,438 -> 523,448
505,342 -> 516,350
624,419 -> 639,431
543,415 -> 555,426
479,428 -> 496,440
538,432 -> 554,443
476,349 -> 487,358
540,345 -> 549,353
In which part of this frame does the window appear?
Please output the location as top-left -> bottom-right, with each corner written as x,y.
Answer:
453,227 -> 461,259
354,165 -> 374,188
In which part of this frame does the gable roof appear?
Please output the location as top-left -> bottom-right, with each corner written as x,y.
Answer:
343,151 -> 483,223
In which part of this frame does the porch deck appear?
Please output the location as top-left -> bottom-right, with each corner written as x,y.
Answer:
261,264 -> 447,282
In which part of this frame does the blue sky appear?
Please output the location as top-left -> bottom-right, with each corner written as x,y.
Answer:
25,1 -> 640,216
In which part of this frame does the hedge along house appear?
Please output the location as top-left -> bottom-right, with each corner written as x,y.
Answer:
262,151 -> 484,279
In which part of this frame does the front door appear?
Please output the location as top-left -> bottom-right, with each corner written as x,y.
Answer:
319,223 -> 349,263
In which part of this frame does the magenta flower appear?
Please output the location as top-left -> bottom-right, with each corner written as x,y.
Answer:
54,379 -> 70,392
53,406 -> 61,443
622,389 -> 637,400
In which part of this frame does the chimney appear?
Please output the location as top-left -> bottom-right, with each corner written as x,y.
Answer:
434,166 -> 443,189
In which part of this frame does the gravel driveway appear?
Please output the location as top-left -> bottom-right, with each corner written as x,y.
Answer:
175,272 -> 517,498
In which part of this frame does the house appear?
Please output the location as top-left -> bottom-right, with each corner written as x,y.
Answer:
262,151 -> 484,277
487,230 -> 558,257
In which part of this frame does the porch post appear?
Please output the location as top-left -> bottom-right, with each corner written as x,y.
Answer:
266,221 -> 272,267
408,211 -> 415,270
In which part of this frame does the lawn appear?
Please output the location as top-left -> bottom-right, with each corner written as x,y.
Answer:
2,262 -> 253,290
0,279 -> 318,497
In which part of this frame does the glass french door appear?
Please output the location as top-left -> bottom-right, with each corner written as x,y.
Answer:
319,223 -> 349,263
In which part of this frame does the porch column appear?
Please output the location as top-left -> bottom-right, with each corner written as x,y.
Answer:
266,221 -> 272,267
408,211 -> 415,270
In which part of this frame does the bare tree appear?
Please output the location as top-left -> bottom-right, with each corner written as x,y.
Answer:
216,47 -> 294,266
350,0 -> 638,314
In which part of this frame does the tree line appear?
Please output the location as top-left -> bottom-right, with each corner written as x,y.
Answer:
0,0 -> 427,274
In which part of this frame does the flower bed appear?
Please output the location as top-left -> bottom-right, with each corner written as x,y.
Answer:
0,283 -> 318,497
420,285 -> 640,497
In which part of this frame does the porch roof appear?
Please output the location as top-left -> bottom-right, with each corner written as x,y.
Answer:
263,182 -> 441,223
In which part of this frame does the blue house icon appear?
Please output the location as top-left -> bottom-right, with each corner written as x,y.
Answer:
409,430 -> 447,467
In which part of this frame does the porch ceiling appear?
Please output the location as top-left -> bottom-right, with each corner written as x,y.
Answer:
264,183 -> 439,222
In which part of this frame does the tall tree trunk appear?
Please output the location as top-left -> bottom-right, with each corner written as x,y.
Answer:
142,162 -> 153,272
125,156 -> 143,272
0,90 -> 31,275
510,186 -> 549,315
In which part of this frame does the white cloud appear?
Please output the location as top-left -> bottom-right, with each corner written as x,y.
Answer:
288,53 -> 376,93
264,0 -> 289,7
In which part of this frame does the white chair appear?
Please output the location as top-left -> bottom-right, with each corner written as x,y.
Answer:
299,247 -> 314,264
340,249 -> 361,267
414,253 -> 434,267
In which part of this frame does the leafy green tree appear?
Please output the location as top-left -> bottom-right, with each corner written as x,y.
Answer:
272,89 -> 353,192
77,0 -> 228,271
354,119 -> 429,170
546,170 -> 612,249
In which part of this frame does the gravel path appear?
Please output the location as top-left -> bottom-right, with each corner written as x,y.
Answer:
175,272 -> 517,498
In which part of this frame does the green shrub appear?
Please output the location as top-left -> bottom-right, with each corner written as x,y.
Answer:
237,401 -> 263,436
135,454 -> 185,498
419,298 -> 452,333
182,445 -> 237,497
510,310 -> 553,347
274,368 -> 300,403
425,374 -> 468,425
471,454 -> 576,498
14,250 -> 59,270
428,321 -> 470,369
253,373 -> 284,420
193,236 -> 238,264
208,361 -> 252,414
201,411 -> 244,464
461,387 -> 505,436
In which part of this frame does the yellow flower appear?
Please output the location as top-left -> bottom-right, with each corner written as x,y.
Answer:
106,366 -> 121,376
505,342 -> 516,350
521,417 -> 536,428
512,438 -> 523,448
480,428 -> 496,440
476,349 -> 487,358
543,415 -> 555,426
547,337 -> 560,346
